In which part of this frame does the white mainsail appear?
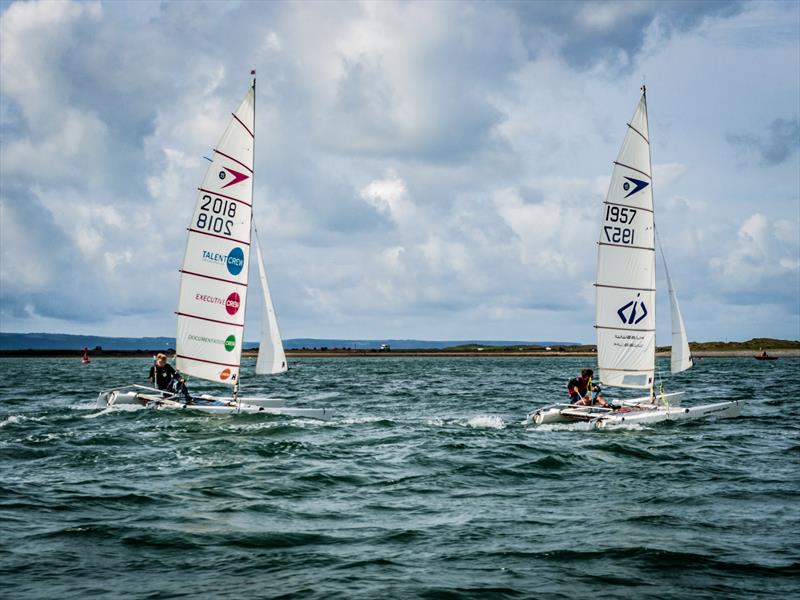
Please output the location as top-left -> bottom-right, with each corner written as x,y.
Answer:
175,85 -> 255,386
254,228 -> 287,375
595,89 -> 656,389
659,242 -> 693,374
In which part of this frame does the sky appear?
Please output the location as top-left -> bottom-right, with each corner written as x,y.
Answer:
1,0 -> 798,344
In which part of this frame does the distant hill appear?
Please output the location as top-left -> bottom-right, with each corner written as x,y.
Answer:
689,338 -> 800,351
0,333 -> 179,351
281,338 -> 577,350
0,333 -> 576,351
655,338 -> 800,352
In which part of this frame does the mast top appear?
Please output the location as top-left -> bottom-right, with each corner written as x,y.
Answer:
251,69 -> 256,88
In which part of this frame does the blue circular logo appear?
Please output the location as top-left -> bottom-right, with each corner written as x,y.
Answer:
227,247 -> 245,276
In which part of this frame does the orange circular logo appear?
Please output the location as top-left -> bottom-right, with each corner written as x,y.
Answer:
219,368 -> 231,381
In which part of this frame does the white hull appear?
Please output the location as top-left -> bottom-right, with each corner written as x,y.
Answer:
526,399 -> 743,429
96,387 -> 329,420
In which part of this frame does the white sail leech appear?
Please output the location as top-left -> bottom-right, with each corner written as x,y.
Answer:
595,91 -> 656,389
254,228 -> 288,375
175,86 -> 255,385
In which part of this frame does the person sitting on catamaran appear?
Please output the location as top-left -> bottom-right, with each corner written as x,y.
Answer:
568,369 -> 608,407
149,354 -> 177,390
567,378 -> 583,403
148,354 -> 193,402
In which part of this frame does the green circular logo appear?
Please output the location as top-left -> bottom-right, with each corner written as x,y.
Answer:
224,335 -> 236,352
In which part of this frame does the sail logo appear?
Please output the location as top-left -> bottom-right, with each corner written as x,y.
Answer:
225,292 -> 241,315
219,368 -> 237,382
219,167 -> 249,189
194,292 -> 240,316
200,247 -> 245,276
224,335 -> 236,352
622,176 -> 649,198
227,247 -> 244,275
617,293 -> 648,325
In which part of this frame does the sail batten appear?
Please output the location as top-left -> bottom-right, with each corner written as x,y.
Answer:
596,91 -> 656,390
175,86 -> 255,386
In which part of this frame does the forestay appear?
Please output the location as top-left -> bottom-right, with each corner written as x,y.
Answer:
176,86 -> 255,385
595,90 -> 656,389
254,228 -> 287,375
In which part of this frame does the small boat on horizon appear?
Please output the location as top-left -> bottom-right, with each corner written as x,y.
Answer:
754,351 -> 779,361
81,347 -> 91,364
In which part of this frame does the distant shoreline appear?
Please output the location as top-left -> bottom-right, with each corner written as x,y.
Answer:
1,349 -> 798,358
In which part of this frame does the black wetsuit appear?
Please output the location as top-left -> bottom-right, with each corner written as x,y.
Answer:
149,363 -> 176,390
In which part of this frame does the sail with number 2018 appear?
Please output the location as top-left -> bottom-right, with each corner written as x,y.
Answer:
175,86 -> 255,386
96,75 -> 327,419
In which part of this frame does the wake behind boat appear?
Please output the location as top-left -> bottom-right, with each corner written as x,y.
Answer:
97,74 -> 329,420
526,86 -> 743,429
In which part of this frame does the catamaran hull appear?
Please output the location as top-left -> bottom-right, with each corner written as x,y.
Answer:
95,389 -> 328,419
526,400 -> 743,428
595,400 -> 743,429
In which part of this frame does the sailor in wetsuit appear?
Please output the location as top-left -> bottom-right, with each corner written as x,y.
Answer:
569,369 -> 608,406
148,354 -> 192,402
149,353 -> 176,390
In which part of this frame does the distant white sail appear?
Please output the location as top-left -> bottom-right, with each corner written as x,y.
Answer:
254,228 -> 287,375
175,85 -> 255,385
659,241 -> 693,374
595,90 -> 656,389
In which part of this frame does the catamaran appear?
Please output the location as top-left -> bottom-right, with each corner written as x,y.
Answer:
527,87 -> 742,429
97,74 -> 329,419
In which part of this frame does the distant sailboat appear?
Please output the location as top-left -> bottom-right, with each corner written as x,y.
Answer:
97,75 -> 327,419
527,87 -> 743,428
81,347 -> 91,364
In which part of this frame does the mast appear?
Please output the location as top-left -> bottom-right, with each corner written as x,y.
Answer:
642,85 -> 656,401
236,70 -> 256,408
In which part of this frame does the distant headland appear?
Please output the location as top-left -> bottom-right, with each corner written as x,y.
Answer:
0,333 -> 797,358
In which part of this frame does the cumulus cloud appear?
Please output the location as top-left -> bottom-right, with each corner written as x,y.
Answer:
727,118 -> 800,165
709,213 -> 800,305
0,0 -> 797,343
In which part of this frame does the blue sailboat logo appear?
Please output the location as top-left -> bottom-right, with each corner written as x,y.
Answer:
622,176 -> 649,198
617,293 -> 648,325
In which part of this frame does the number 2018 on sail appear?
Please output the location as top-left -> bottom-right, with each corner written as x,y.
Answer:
196,195 -> 236,236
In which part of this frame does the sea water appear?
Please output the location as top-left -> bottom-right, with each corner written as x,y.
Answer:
1,356 -> 797,599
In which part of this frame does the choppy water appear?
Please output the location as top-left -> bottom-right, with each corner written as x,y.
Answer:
1,356 -> 798,599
